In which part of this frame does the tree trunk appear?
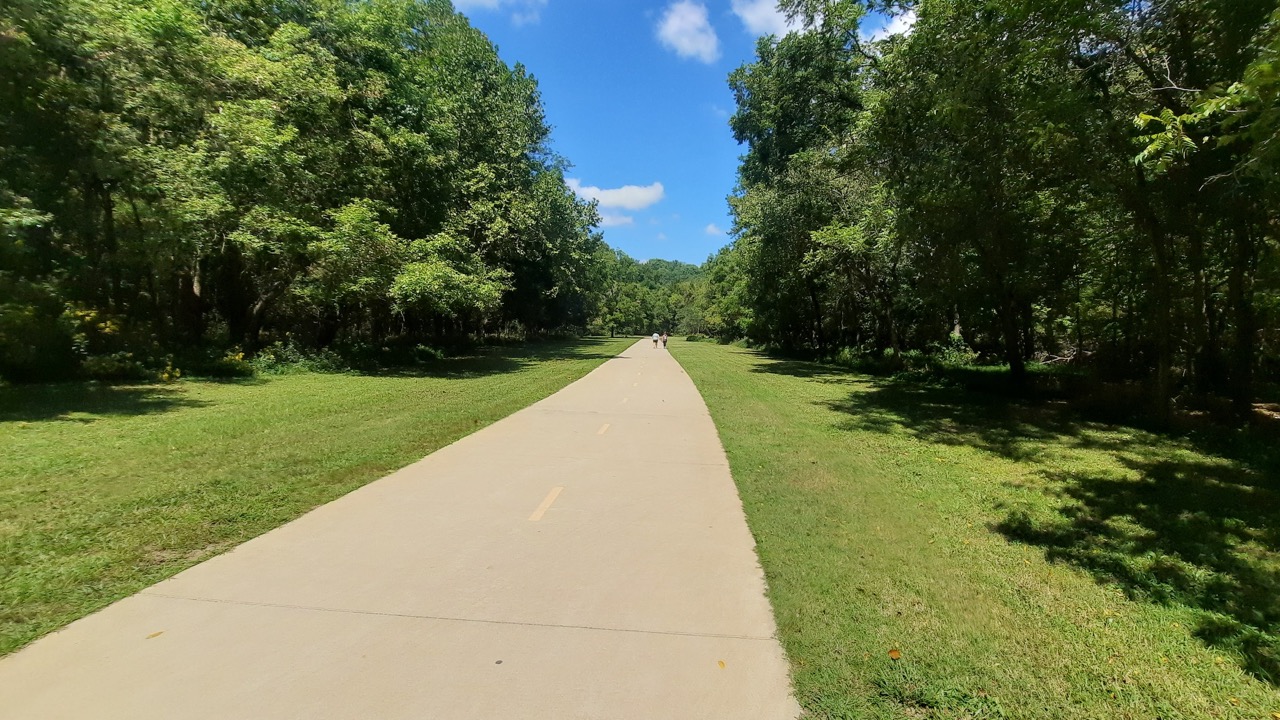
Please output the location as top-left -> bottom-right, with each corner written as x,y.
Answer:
98,178 -> 121,312
1129,169 -> 1174,422
177,272 -> 203,343
1150,236 -> 1175,423
807,280 -> 825,353
317,308 -> 340,347
999,297 -> 1027,388
245,296 -> 269,349
1021,302 -> 1036,361
241,279 -> 285,350
1228,225 -> 1257,419
887,312 -> 902,368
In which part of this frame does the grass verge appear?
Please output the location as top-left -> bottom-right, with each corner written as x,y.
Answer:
0,337 -> 632,656
672,340 -> 1280,719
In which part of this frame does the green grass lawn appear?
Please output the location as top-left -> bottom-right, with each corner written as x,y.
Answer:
672,340 -> 1280,720
0,337 -> 632,656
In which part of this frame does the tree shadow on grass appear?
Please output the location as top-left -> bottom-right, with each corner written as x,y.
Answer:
749,351 -> 1280,684
998,461 -> 1280,684
0,383 -> 210,423
747,358 -> 863,385
4,340 -> 624,420
366,338 -> 625,380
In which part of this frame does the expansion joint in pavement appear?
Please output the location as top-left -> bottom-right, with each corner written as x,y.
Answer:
138,592 -> 779,643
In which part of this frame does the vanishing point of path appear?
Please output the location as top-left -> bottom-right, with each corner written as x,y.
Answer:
0,339 -> 800,719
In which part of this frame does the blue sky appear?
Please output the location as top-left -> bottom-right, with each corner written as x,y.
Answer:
454,1 -> 912,264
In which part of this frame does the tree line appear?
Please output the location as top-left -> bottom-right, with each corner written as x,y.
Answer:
704,0 -> 1280,418
590,252 -> 706,337
1,0 -> 604,381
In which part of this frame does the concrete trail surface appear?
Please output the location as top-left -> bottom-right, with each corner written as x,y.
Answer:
0,339 -> 800,719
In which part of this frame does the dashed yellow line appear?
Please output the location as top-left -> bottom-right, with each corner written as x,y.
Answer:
528,486 -> 565,522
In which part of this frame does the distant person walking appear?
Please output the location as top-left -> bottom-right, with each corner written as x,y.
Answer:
661,332 -> 668,349
652,332 -> 660,348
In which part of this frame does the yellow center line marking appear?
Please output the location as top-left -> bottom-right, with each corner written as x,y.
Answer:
597,423 -> 611,435
528,486 -> 564,522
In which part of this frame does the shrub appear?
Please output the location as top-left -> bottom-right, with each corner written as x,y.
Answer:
931,334 -> 980,367
414,344 -> 445,362
0,299 -> 79,382
81,351 -> 152,381
206,348 -> 254,377
249,341 -> 347,374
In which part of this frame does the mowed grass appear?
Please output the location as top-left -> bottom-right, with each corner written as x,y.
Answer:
0,337 -> 632,656
672,341 -> 1280,719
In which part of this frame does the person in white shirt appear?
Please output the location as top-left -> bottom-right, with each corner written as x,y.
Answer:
652,332 -> 659,348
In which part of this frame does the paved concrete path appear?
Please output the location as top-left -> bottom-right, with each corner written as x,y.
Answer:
0,339 -> 799,719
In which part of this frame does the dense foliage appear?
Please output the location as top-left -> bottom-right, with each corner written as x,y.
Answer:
716,0 -> 1280,417
0,0 -> 604,381
589,251 -> 705,336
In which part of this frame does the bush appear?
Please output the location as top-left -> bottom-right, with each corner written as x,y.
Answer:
249,341 -> 348,374
413,343 -> 446,362
685,333 -> 711,342
831,346 -> 860,367
0,300 -> 79,382
206,348 -> 254,377
931,334 -> 980,367
827,346 -> 899,374
81,351 -> 152,381
543,325 -> 589,340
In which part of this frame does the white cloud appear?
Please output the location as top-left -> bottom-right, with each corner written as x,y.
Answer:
657,232 -> 669,241
657,1 -> 720,64
864,9 -> 917,42
705,223 -> 726,236
600,213 -> 634,227
568,179 -> 666,210
730,0 -> 802,37
453,0 -> 547,25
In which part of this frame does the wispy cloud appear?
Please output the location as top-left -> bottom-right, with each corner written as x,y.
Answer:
453,0 -> 547,25
568,179 -> 666,210
600,213 -> 635,227
863,9 -> 917,42
730,0 -> 802,37
657,1 -> 720,64
705,223 -> 726,236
